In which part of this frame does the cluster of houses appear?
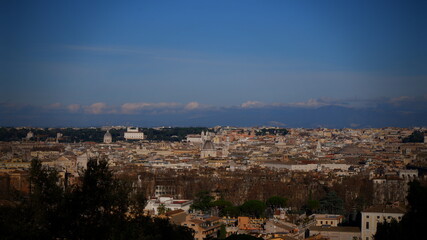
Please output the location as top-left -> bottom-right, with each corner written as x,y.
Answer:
0,126 -> 426,239
142,194 -> 405,240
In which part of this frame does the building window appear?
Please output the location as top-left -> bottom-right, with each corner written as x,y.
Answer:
366,222 -> 369,229
320,221 -> 323,224
366,215 -> 369,218
377,216 -> 380,219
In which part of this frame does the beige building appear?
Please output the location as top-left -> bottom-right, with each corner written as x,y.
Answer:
182,215 -> 221,240
361,204 -> 405,240
186,134 -> 203,144
144,197 -> 192,215
165,209 -> 188,225
309,226 -> 360,240
314,214 -> 344,227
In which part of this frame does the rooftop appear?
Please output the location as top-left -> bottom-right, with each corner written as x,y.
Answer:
310,226 -> 361,233
363,204 -> 406,214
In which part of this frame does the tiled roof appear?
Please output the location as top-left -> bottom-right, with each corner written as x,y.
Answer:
310,226 -> 361,233
363,205 -> 406,214
165,209 -> 184,216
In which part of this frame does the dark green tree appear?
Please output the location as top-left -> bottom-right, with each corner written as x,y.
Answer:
320,191 -> 344,214
70,158 -> 131,239
375,218 -> 402,240
240,200 -> 266,218
219,224 -> 227,239
191,191 -> 214,213
212,199 -> 233,216
402,130 -> 424,143
224,205 -> 240,217
305,199 -> 320,215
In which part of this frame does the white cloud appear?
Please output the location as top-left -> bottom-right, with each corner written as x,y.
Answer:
268,121 -> 286,126
289,99 -> 329,108
84,102 -> 109,114
240,99 -> 329,109
389,96 -> 414,105
185,102 -> 200,110
67,104 -> 81,113
121,103 -> 152,114
44,102 -> 62,109
121,102 -> 181,114
241,101 -> 265,108
239,98 -> 355,109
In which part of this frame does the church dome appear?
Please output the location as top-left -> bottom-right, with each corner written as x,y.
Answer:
202,140 -> 215,150
103,130 -> 112,143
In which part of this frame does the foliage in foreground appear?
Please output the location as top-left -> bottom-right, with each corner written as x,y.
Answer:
0,158 -> 193,240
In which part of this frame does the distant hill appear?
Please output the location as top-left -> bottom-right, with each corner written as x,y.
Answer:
1,105 -> 426,128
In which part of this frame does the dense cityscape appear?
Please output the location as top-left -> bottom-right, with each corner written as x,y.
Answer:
0,126 -> 426,239
2,0 -> 426,239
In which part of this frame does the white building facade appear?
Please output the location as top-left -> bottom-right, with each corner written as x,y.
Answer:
124,127 -> 145,140
361,205 -> 405,240
144,197 -> 193,215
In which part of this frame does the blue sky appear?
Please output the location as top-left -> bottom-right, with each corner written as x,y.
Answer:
1,0 -> 426,127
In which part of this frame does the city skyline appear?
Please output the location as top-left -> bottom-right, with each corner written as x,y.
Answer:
1,0 -> 426,127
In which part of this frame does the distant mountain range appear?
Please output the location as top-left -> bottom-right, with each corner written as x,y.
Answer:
1,104 -> 426,128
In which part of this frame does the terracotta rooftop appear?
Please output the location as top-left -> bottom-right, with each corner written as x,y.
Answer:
310,226 -> 361,233
165,209 -> 185,216
205,216 -> 221,222
189,219 -> 204,224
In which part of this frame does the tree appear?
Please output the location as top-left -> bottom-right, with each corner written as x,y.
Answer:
191,191 -> 214,213
70,158 -> 131,239
402,130 -> 424,143
240,200 -> 266,218
305,199 -> 320,215
320,191 -> 344,214
3,158 -> 64,239
375,218 -> 402,240
224,205 -> 240,217
129,187 -> 147,216
158,204 -> 167,215
219,224 -> 227,239
212,199 -> 233,216
0,157 -> 194,240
